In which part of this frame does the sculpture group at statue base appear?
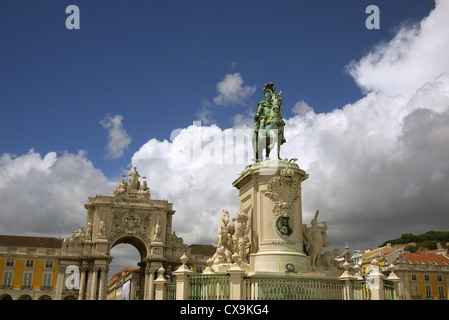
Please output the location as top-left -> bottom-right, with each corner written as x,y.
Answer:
203,157 -> 339,279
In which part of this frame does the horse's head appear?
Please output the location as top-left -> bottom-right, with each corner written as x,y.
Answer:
272,91 -> 282,107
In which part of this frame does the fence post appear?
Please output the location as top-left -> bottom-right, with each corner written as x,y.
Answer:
338,261 -> 354,300
386,264 -> 401,300
154,266 -> 168,300
172,253 -> 194,300
366,258 -> 385,300
227,253 -> 245,300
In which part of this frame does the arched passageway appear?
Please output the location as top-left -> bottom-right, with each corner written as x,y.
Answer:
109,236 -> 148,300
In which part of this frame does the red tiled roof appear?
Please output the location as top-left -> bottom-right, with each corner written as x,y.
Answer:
109,267 -> 140,283
396,252 -> 449,266
0,235 -> 63,248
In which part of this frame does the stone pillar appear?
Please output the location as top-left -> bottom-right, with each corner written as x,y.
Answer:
154,267 -> 168,300
227,254 -> 245,300
338,261 -> 354,300
98,267 -> 108,300
54,264 -> 66,300
172,254 -> 194,300
366,259 -> 386,300
88,267 -> 99,300
144,263 -> 160,300
386,264 -> 401,300
78,267 -> 87,300
232,160 -> 309,275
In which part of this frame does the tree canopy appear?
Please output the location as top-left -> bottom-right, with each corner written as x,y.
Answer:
380,231 -> 449,249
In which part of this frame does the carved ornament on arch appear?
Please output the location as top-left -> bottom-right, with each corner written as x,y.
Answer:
109,208 -> 153,241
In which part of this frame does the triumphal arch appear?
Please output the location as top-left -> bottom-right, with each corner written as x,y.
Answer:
55,167 -> 188,300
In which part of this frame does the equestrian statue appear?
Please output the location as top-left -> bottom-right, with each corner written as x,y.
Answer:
250,82 -> 286,162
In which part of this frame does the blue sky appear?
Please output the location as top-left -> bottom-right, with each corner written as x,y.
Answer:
0,0 -> 436,179
1,0 -> 449,265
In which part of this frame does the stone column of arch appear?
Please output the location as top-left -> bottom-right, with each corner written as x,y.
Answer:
87,266 -> 99,300
98,266 -> 109,300
54,264 -> 66,300
78,266 -> 88,300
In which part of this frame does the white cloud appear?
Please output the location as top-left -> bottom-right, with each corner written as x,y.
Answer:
195,100 -> 215,125
346,0 -> 449,97
2,1 -> 449,255
213,73 -> 256,106
0,150 -> 112,237
292,100 -> 315,117
100,114 -> 132,159
3,74 -> 448,252
129,73 -> 449,251
131,124 -> 251,244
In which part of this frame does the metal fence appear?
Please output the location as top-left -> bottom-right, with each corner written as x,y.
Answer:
188,274 -> 230,300
243,277 -> 345,300
352,280 -> 371,300
383,280 -> 395,300
163,274 -> 393,301
167,283 -> 177,300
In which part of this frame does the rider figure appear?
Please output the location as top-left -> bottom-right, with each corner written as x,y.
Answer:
254,82 -> 276,132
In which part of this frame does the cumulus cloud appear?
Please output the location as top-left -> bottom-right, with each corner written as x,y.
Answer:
292,100 -> 315,117
289,73 -> 449,250
131,124 -> 252,244
3,75 -> 448,252
0,149 -> 112,237
346,0 -> 449,97
213,73 -> 256,106
100,114 -> 132,159
2,1 -> 448,256
195,101 -> 215,125
129,73 -> 449,252
127,3 -> 449,250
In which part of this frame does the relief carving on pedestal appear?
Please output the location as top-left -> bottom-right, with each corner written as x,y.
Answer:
265,168 -> 300,220
264,168 -> 300,237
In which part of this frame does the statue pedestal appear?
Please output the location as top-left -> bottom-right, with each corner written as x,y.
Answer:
94,237 -> 108,254
151,240 -> 164,258
232,160 -> 310,274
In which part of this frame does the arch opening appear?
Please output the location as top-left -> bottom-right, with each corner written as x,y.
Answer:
108,235 -> 148,300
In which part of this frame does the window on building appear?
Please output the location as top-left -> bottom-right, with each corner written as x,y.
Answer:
42,274 -> 52,290
22,272 -> 33,289
438,286 -> 445,299
195,266 -> 203,273
425,285 -> 432,299
5,259 -> 14,267
411,274 -> 417,281
437,275 -> 443,282
424,275 -> 430,282
44,260 -> 54,269
2,272 -> 13,289
25,260 -> 34,268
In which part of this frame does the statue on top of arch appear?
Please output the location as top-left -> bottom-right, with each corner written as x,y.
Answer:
113,166 -> 150,198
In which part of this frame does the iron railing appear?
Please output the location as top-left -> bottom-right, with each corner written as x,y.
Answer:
243,277 -> 345,300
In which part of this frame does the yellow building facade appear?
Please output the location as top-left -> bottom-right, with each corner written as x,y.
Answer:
406,268 -> 448,300
361,246 -> 449,300
0,235 -> 63,300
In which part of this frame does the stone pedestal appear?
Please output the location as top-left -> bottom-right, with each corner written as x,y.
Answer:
95,238 -> 108,254
232,160 -> 310,275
